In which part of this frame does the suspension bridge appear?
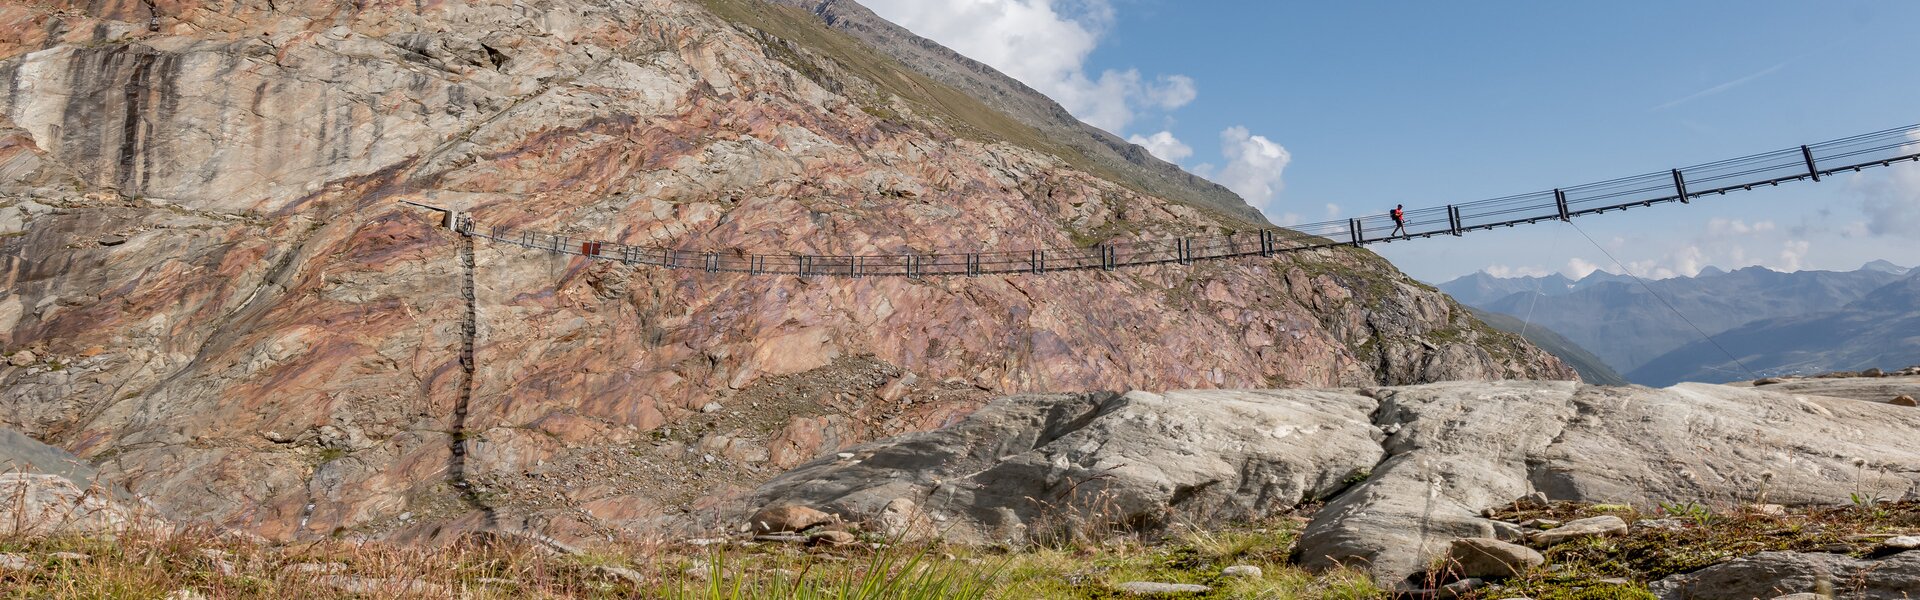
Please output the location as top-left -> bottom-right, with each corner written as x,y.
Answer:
424,124 -> 1920,277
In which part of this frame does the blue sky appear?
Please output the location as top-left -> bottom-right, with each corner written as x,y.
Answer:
859,0 -> 1920,282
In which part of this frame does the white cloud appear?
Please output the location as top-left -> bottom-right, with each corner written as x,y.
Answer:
1563,258 -> 1605,279
1852,163 -> 1920,237
1144,75 -> 1197,110
1274,213 -> 1304,226
1323,203 -> 1341,219
1127,131 -> 1193,163
1211,126 -> 1292,211
860,0 -> 1193,133
1779,240 -> 1811,272
1487,265 -> 1552,278
1706,218 -> 1777,236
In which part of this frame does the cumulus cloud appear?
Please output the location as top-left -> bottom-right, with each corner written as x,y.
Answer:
1706,218 -> 1777,236
1207,126 -> 1292,210
861,0 -> 1193,133
1127,131 -> 1193,162
1563,258 -> 1605,279
1487,265 -> 1552,278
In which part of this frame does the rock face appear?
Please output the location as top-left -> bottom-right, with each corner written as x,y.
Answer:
746,390 -> 1384,544
0,0 -> 1570,543
753,0 -> 1263,224
1649,551 -> 1920,600
747,382 -> 1920,583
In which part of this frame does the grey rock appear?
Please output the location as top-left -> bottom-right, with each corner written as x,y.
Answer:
1651,550 -> 1920,600
701,402 -> 723,414
1530,516 -> 1628,545
1220,565 -> 1262,578
593,565 -> 645,585
48,551 -> 89,561
6,351 -> 33,367
1520,518 -> 1561,529
1514,492 -> 1551,509
1884,536 -> 1920,551
1114,581 -> 1211,596
1445,538 -> 1543,579
745,390 -> 1383,544
747,505 -> 835,533
807,530 -> 857,547
0,553 -> 31,572
97,234 -> 127,247
1440,578 -> 1486,598
163,590 -> 209,600
1771,594 -> 1824,600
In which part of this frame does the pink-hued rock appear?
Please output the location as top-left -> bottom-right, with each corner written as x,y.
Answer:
0,0 -> 1570,542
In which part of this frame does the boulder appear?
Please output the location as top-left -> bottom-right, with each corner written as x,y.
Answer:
1894,395 -> 1917,408
744,390 -> 1383,544
1115,581 -> 1211,595
746,505 -> 835,534
751,381 -> 1920,585
1530,516 -> 1629,545
6,350 -> 33,367
1444,538 -> 1543,579
1650,550 -> 1920,600
0,473 -> 143,537
1220,565 -> 1262,578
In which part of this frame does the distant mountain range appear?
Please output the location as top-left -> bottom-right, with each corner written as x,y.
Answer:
1628,270 -> 1920,386
1438,262 -> 1912,385
1465,308 -> 1629,386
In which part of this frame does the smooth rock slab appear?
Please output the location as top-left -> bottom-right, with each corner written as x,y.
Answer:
1530,515 -> 1628,545
1650,550 -> 1920,600
1115,581 -> 1211,596
1445,538 -> 1543,579
1220,565 -> 1262,578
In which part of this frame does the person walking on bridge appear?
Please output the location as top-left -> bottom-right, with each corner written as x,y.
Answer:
1390,204 -> 1407,238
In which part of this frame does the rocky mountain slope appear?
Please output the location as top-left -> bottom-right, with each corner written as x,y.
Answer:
1465,307 -> 1627,385
752,0 -> 1263,224
1631,270 -> 1920,385
0,0 -> 1568,545
1444,265 -> 1905,378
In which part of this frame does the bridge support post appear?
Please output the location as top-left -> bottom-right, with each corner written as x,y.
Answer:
1101,245 -> 1116,271
1259,230 -> 1275,256
1554,189 -> 1570,221
1031,250 -> 1043,274
966,254 -> 980,277
1447,205 -> 1462,236
1802,145 -> 1821,182
1348,219 -> 1363,247
1672,169 -> 1690,204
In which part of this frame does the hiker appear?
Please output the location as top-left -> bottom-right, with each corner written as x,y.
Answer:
1390,204 -> 1407,237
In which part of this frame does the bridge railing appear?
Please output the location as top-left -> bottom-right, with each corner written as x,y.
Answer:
459,124 -> 1920,277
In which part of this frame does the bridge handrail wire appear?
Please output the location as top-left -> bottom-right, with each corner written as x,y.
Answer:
452,124 -> 1920,277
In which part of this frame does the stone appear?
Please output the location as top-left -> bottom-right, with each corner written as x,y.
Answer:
1520,519 -> 1561,529
593,565 -> 645,585
97,234 -> 127,247
877,373 -> 918,402
1513,492 -> 1551,510
747,390 -> 1384,546
1530,516 -> 1628,545
0,473 -> 144,537
1438,578 -> 1485,599
1883,536 -> 1920,551
0,553 -> 31,572
1444,538 -> 1543,579
1650,551 -> 1920,600
701,402 -> 723,414
1220,565 -> 1262,578
747,505 -> 835,533
1864,368 -> 1886,377
808,530 -> 857,547
164,590 -> 209,600
7,351 -> 35,367
1770,595 -> 1823,600
1894,395 -> 1917,407
1115,581 -> 1211,595
1753,377 -> 1787,386
872,497 -> 934,541
1749,503 -> 1788,517
49,551 -> 89,561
